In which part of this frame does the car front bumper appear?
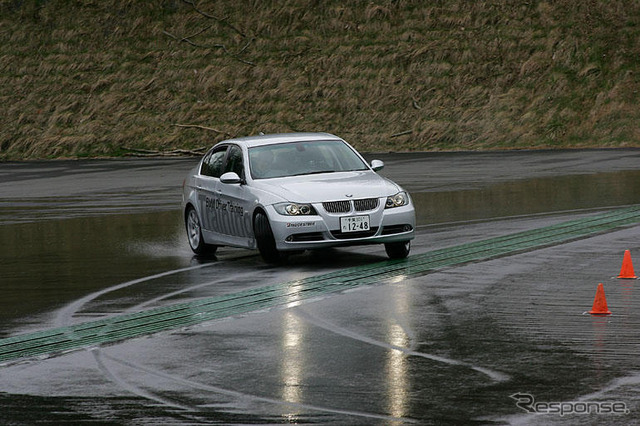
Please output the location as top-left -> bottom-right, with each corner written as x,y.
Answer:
266,198 -> 416,251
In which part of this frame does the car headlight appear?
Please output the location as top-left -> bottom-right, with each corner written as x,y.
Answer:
385,192 -> 409,208
274,202 -> 317,216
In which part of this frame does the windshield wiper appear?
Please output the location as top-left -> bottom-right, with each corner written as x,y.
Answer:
290,170 -> 337,177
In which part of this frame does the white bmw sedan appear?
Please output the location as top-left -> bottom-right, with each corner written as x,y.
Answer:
182,132 -> 415,263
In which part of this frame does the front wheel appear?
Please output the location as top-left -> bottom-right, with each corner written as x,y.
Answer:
185,207 -> 217,255
385,241 -> 411,259
254,212 -> 283,264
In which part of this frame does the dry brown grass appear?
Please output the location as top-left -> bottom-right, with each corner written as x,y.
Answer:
1,0 -> 639,159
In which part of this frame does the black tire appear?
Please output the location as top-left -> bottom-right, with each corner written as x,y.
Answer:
254,211 -> 282,264
385,241 -> 411,259
185,206 -> 217,255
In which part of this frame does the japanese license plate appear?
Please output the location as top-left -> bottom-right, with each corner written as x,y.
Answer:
340,215 -> 370,233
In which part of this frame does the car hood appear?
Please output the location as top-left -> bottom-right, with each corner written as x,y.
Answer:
252,171 -> 401,203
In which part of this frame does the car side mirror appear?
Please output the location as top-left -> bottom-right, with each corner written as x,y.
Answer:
220,172 -> 243,184
371,159 -> 384,172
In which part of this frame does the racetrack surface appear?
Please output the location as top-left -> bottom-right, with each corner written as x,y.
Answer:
2,150 -> 640,424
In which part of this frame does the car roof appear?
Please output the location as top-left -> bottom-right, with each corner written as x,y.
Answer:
217,132 -> 344,149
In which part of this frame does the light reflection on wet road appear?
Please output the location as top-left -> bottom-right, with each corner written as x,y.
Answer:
1,150 -> 640,424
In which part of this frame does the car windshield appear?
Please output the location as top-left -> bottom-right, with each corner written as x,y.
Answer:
249,140 -> 369,179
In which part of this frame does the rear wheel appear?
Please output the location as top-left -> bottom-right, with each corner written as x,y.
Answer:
185,207 -> 217,255
254,212 -> 283,264
385,241 -> 411,259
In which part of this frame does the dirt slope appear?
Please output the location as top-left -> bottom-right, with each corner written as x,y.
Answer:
1,0 -> 639,159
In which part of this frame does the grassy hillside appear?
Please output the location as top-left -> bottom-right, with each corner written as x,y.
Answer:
1,0 -> 639,159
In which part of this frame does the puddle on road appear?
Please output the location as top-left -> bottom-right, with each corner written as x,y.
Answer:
413,169 -> 640,225
0,211 -> 190,331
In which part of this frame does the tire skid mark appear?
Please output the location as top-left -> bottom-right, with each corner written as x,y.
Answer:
124,270 -> 273,313
54,263 -> 216,327
92,349 -> 194,412
59,265 -> 217,416
100,352 -> 417,423
293,309 -> 510,383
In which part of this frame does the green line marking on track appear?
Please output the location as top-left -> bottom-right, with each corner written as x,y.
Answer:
2,205 -> 640,365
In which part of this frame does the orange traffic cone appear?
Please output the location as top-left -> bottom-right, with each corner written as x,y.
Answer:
589,283 -> 612,315
617,250 -> 637,279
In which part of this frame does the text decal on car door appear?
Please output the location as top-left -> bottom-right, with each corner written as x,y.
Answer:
205,196 -> 244,216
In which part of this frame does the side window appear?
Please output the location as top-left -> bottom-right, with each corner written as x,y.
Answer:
224,145 -> 245,179
201,147 -> 227,178
200,150 -> 213,176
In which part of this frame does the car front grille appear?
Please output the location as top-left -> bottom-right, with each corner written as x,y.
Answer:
354,198 -> 379,212
322,200 -> 351,213
323,198 -> 379,213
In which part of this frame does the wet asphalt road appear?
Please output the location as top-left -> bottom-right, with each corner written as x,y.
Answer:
1,150 -> 640,424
